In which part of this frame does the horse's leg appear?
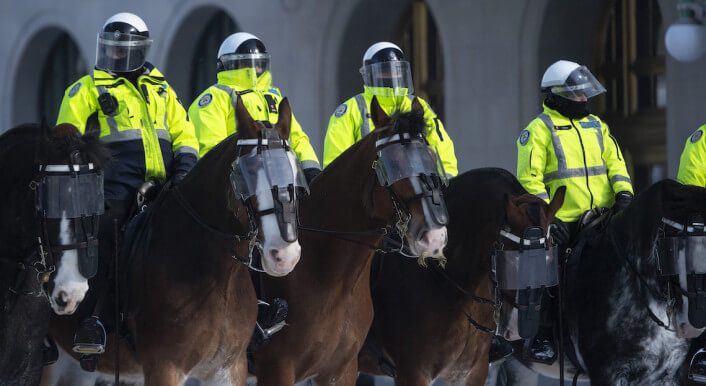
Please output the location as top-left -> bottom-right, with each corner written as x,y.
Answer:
463,361 -> 491,386
312,359 -> 360,386
227,357 -> 248,386
255,364 -> 296,386
391,367 -> 431,386
142,360 -> 186,386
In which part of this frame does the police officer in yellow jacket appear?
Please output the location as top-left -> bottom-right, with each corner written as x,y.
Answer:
56,12 -> 198,371
516,60 -> 633,363
323,42 -> 457,177
189,32 -> 321,182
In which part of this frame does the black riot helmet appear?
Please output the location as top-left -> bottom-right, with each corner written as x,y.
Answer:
95,12 -> 152,73
360,42 -> 414,97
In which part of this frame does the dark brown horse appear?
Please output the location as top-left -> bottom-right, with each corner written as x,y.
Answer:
358,168 -> 564,385
0,117 -> 110,385
249,97 -> 449,385
44,97 -> 304,385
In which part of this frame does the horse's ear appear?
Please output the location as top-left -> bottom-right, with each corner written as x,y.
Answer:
411,97 -> 424,117
84,112 -> 100,140
370,96 -> 389,128
275,97 -> 292,140
38,115 -> 52,159
235,95 -> 258,138
547,186 -> 566,218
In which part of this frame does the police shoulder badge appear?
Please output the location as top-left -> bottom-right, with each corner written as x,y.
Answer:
68,82 -> 81,97
519,129 -> 530,146
334,104 -> 347,118
691,129 -> 704,144
198,93 -> 213,108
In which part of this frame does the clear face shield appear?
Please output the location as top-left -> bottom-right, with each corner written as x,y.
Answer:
550,65 -> 606,102
360,60 -> 414,97
219,53 -> 272,90
95,32 -> 152,73
373,137 -> 447,187
230,147 -> 308,201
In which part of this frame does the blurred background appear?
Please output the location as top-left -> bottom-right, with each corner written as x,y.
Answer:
0,0 -> 704,194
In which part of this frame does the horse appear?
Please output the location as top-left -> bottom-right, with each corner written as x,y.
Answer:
44,96 -> 305,385
492,179 -> 706,386
355,168 -> 564,386
0,116 -> 110,385
247,96 -> 449,385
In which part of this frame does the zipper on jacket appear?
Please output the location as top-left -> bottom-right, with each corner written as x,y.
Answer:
570,119 -> 594,209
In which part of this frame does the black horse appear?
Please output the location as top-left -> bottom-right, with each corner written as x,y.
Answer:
0,116 -> 109,385
490,180 -> 706,386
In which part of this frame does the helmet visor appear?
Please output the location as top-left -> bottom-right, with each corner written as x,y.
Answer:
220,53 -> 271,90
550,66 -> 606,102
96,32 -> 152,72
360,61 -> 414,97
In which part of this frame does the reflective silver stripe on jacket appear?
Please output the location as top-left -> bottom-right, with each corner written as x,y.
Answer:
100,129 -> 143,143
538,113 -> 610,184
355,94 -> 369,138
175,146 -> 198,157
301,159 -> 321,170
611,175 -> 632,185
213,84 -> 242,131
95,85 -> 119,136
535,191 -> 550,200
155,129 -> 171,142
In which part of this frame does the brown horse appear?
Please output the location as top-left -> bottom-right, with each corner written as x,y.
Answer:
44,97 -> 304,385
249,97 -> 449,385
358,168 -> 565,385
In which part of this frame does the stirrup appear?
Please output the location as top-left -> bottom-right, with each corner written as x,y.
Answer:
73,317 -> 106,355
689,348 -> 706,383
523,335 -> 556,365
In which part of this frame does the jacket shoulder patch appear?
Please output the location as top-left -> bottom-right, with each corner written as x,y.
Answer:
198,93 -> 213,108
334,104 -> 348,118
691,129 -> 703,144
68,82 -> 82,97
579,121 -> 601,129
519,129 -> 530,145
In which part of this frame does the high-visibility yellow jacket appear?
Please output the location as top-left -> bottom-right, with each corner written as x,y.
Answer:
322,87 -> 457,177
677,125 -> 706,186
57,64 -> 198,200
517,104 -> 633,222
188,71 -> 320,170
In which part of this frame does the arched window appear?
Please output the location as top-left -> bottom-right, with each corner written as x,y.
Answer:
397,0 -> 444,119
594,0 -> 666,191
38,32 -> 87,124
190,11 -> 237,102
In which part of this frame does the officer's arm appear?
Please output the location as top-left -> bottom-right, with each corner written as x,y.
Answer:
189,90 -> 232,159
165,86 -> 198,175
600,121 -> 634,195
419,99 -> 458,178
517,120 -> 551,202
56,77 -> 96,134
323,100 -> 358,169
289,113 -> 321,171
677,126 -> 706,187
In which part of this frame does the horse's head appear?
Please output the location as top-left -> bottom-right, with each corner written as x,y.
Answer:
626,180 -> 706,338
225,96 -> 304,276
35,114 -> 111,315
365,96 -> 449,263
495,187 -> 565,341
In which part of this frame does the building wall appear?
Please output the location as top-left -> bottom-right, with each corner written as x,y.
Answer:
0,0 -> 701,179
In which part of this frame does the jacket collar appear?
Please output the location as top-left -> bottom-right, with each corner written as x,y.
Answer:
362,86 -> 410,109
92,62 -> 165,86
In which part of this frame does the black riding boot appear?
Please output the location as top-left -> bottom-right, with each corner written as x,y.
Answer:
690,349 -> 706,382
250,298 -> 288,350
489,335 -> 514,364
524,326 -> 556,364
73,316 -> 106,371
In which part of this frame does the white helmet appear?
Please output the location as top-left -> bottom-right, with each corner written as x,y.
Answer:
541,60 -> 606,101
96,12 -> 152,73
359,42 -> 413,97
216,32 -> 270,89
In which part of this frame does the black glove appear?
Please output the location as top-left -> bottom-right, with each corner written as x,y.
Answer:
613,191 -> 633,212
551,218 -> 571,246
303,168 -> 321,184
172,171 -> 188,186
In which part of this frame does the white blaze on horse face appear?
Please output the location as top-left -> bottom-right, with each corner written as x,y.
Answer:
257,164 -> 301,277
674,272 -> 706,338
498,304 -> 522,341
50,212 -> 88,315
408,177 -> 447,258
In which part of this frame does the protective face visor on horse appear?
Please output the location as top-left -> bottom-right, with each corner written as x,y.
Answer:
658,217 -> 706,327
35,157 -> 104,279
373,133 -> 448,227
230,129 -> 308,243
493,226 -> 559,338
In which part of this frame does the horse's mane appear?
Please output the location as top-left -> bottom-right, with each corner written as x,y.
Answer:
35,115 -> 111,169
374,109 -> 427,141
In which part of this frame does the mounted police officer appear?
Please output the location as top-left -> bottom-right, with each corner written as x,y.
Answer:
189,32 -> 321,182
322,42 -> 457,177
676,125 -> 706,381
516,60 -> 633,363
56,12 -> 198,371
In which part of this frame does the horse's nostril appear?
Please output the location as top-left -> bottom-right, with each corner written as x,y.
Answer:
55,291 -> 68,307
269,249 -> 282,262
